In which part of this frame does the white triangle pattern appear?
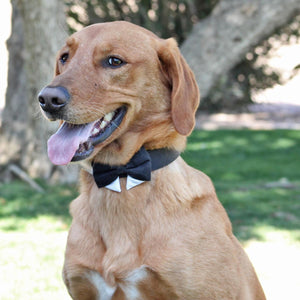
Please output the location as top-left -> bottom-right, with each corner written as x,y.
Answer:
104,176 -> 145,192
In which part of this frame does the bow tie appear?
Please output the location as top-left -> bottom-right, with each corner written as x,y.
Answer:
92,147 -> 179,192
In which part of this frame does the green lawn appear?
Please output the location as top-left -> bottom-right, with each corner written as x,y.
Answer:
1,130 -> 300,299
0,183 -> 76,299
183,130 -> 300,242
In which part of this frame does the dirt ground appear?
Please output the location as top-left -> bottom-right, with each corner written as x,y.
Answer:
196,102 -> 300,130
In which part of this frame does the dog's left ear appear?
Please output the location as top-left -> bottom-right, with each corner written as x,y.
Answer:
157,38 -> 200,136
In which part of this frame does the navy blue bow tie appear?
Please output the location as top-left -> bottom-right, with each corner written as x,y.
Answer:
92,147 -> 180,189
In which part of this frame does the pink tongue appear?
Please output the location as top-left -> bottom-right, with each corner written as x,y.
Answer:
47,122 -> 94,165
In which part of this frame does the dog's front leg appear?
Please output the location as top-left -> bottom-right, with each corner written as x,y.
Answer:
62,219 -> 120,300
63,265 -> 100,300
63,264 -> 125,300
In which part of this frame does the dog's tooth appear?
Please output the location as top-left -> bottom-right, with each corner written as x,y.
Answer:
91,127 -> 99,135
104,111 -> 114,122
100,120 -> 108,129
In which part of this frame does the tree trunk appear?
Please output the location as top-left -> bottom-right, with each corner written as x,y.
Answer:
0,0 -> 78,182
181,0 -> 300,101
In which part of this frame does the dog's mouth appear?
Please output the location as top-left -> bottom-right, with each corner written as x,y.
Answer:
47,106 -> 127,165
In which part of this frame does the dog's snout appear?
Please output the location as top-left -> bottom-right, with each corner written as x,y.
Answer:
38,86 -> 70,113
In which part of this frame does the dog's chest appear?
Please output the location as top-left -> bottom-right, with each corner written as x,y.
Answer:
87,266 -> 148,300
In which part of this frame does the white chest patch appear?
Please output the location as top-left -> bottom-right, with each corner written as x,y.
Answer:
87,266 -> 148,300
86,271 -> 116,300
120,266 -> 148,299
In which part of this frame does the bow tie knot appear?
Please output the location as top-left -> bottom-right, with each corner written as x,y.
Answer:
93,147 -> 151,189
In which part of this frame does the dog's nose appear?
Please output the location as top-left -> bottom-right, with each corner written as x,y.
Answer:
38,86 -> 70,113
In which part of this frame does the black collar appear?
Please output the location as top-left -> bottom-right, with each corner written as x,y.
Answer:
92,147 -> 180,189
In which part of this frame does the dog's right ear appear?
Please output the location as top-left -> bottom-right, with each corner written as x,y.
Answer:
157,38 -> 200,136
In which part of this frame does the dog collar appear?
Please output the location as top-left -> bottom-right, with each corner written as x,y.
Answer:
92,147 -> 180,192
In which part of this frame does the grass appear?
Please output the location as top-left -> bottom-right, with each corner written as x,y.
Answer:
0,183 -> 76,299
183,130 -> 300,242
0,182 -> 75,232
1,129 -> 300,299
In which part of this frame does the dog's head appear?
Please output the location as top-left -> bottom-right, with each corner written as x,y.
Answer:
38,21 -> 199,166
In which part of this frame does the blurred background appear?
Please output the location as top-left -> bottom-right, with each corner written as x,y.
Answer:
0,0 -> 300,299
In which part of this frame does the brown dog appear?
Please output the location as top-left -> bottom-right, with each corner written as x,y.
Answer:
38,21 -> 265,300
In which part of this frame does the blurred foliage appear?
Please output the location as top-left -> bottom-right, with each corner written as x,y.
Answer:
202,14 -> 300,111
65,0 -> 219,44
244,14 -> 300,87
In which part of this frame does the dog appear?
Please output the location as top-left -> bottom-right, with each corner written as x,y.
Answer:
38,21 -> 266,300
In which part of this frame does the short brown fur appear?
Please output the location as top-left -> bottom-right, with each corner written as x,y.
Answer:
43,21 -> 265,299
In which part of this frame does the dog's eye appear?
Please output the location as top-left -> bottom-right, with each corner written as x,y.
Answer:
60,53 -> 69,65
105,56 -> 125,68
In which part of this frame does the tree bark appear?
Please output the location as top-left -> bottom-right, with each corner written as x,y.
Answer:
0,0 -> 78,181
181,0 -> 300,100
